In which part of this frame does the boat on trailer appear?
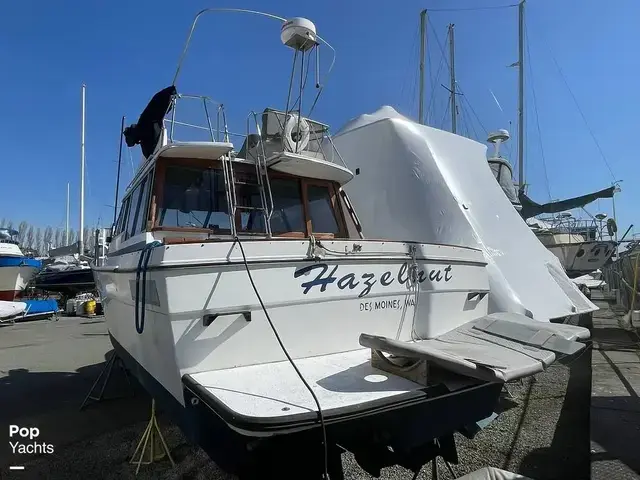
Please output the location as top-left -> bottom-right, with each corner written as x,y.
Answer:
93,10 -> 590,478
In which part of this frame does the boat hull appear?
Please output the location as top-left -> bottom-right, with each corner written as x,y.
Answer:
94,238 -> 489,408
110,332 -> 502,478
34,268 -> 96,296
544,241 -> 616,278
0,257 -> 41,300
94,238 -> 492,476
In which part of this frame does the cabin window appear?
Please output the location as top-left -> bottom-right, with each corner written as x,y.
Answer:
157,165 -> 230,230
268,179 -> 306,234
116,196 -> 131,237
153,160 -> 346,238
124,183 -> 143,240
306,184 -> 340,234
131,176 -> 152,236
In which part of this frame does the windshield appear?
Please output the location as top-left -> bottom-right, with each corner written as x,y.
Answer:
156,163 -> 344,237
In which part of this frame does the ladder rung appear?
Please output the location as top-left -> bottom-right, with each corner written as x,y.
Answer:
235,205 -> 265,211
234,181 -> 261,187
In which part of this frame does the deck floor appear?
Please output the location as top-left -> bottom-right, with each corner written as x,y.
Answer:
589,292 -> 640,480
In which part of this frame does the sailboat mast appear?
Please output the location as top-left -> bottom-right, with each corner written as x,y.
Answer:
517,1 -> 525,193
448,24 -> 457,134
418,9 -> 427,125
79,83 -> 86,256
65,182 -> 70,245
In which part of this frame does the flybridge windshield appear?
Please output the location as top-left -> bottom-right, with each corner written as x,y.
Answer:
155,163 -> 344,237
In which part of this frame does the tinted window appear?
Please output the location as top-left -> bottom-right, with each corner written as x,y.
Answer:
116,197 -> 130,237
157,166 -> 230,230
307,184 -> 339,234
269,179 -> 305,234
132,177 -> 151,235
124,184 -> 143,240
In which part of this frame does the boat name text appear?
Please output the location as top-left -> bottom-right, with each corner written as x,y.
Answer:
293,262 -> 452,298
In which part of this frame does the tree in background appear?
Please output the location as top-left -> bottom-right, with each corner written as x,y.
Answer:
54,228 -> 61,248
6,220 -> 14,231
0,218 -> 5,228
17,221 -> 28,245
83,228 -> 91,253
87,229 -> 96,254
43,226 -> 53,252
26,225 -> 35,249
69,229 -> 76,245
35,228 -> 43,254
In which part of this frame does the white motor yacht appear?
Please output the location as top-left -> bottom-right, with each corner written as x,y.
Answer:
93,10 -> 590,479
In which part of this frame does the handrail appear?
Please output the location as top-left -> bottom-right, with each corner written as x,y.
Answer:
248,111 -> 274,233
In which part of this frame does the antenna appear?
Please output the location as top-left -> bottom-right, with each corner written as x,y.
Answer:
448,24 -> 457,134
418,10 -> 427,125
79,83 -> 86,257
112,116 -> 125,229
65,182 -> 70,245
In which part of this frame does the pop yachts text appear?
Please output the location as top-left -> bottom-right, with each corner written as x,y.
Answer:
8,425 -> 54,455
294,262 -> 452,298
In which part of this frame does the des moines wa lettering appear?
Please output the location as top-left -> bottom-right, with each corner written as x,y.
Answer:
294,261 -> 452,298
9,425 -> 54,455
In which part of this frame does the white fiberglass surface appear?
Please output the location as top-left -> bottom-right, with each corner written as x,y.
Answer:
333,107 -> 597,320
96,238 -> 490,403
189,348 -> 422,418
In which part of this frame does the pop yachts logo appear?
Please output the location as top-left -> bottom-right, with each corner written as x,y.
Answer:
293,262 -> 452,298
9,425 -> 54,455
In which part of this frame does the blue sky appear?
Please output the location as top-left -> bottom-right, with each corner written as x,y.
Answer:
1,0 -> 638,237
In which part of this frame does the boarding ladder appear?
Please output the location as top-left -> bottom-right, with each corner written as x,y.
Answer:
219,111 -> 274,237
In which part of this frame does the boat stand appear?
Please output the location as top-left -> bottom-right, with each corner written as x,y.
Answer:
130,399 -> 175,475
79,350 -> 133,410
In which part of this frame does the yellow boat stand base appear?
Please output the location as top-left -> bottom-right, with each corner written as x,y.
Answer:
130,398 -> 176,475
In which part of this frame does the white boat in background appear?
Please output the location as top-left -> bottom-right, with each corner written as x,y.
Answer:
0,300 -> 27,322
93,10 -> 589,479
528,214 -> 617,278
0,228 -> 41,301
573,269 -> 606,290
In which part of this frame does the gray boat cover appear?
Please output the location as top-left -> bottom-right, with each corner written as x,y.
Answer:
360,312 -> 589,382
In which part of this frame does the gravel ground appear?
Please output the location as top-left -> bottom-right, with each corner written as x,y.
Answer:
0,314 -> 591,479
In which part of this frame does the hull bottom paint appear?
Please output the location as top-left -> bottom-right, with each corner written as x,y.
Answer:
0,290 -> 21,301
110,334 -> 502,479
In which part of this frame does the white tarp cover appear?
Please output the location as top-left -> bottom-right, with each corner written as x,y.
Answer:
0,301 -> 27,320
333,107 -> 597,321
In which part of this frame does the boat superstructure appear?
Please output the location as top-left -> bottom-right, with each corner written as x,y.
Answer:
94,10 -> 590,478
0,228 -> 41,301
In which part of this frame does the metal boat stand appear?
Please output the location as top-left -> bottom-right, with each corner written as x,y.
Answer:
79,350 -> 133,410
409,440 -> 458,480
130,398 -> 175,475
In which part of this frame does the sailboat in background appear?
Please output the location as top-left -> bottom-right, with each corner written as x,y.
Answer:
34,84 -> 100,298
486,0 -> 621,279
417,1 -> 621,279
334,8 -> 599,321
